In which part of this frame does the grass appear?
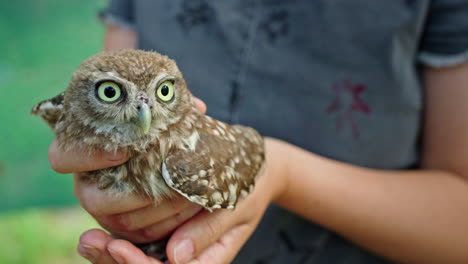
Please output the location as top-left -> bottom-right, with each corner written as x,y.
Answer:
0,0 -> 106,210
0,1 -> 108,263
0,207 -> 100,264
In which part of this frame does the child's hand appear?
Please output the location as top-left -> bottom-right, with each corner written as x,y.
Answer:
49,137 -> 203,263
75,138 -> 289,264
47,97 -> 208,263
78,229 -> 164,264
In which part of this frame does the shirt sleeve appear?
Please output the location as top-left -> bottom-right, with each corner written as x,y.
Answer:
418,0 -> 468,67
99,0 -> 135,30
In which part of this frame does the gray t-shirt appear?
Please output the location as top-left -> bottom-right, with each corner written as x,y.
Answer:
103,1 -> 468,263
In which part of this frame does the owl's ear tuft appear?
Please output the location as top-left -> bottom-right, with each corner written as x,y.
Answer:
31,92 -> 65,129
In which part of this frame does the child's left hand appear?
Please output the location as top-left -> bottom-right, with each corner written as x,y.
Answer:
77,137 -> 288,264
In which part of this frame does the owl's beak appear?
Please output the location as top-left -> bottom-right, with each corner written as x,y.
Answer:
137,103 -> 152,134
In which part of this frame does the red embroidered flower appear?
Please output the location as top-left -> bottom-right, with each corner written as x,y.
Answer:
326,78 -> 371,139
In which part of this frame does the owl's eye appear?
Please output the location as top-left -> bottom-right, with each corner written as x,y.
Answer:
96,81 -> 122,103
157,81 -> 175,102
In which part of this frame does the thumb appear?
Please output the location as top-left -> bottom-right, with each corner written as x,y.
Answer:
166,210 -> 240,264
192,96 -> 207,114
48,139 -> 128,174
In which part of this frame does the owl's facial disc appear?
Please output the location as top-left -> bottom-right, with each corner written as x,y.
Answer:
135,91 -> 152,134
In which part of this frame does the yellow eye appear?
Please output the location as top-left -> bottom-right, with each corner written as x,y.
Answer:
96,81 -> 122,103
157,81 -> 175,102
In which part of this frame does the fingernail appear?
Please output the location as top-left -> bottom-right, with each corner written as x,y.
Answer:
108,248 -> 125,264
78,244 -> 100,262
174,239 -> 194,264
105,151 -> 124,161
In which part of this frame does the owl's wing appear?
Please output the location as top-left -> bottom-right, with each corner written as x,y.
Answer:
31,92 -> 64,129
161,124 -> 265,211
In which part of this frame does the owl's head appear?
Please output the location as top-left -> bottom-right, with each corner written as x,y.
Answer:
61,49 -> 194,149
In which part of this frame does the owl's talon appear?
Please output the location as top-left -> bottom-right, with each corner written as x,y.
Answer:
136,238 -> 169,261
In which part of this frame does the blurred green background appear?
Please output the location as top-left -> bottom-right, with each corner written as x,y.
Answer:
0,0 -> 108,263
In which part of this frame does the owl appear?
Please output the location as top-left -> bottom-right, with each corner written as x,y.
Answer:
31,49 -> 265,211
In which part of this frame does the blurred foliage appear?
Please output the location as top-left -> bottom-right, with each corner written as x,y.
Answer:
0,207 -> 100,264
0,0 -> 106,210
0,1 -> 108,263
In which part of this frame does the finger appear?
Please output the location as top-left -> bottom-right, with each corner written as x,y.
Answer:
74,174 -> 153,217
78,228 -> 118,264
142,204 -> 202,241
49,139 -> 128,174
103,205 -> 202,244
107,239 -> 163,264
188,223 -> 252,264
108,196 -> 195,232
192,97 -> 206,114
166,209 -> 241,264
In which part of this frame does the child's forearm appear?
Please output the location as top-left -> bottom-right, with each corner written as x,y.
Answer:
274,141 -> 468,263
103,24 -> 137,51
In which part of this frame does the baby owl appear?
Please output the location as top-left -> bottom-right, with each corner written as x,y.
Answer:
32,49 -> 265,211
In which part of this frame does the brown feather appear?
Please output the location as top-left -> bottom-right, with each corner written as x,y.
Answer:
32,49 -> 265,209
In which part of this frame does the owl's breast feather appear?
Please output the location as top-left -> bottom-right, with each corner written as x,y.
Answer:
76,146 -> 174,202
